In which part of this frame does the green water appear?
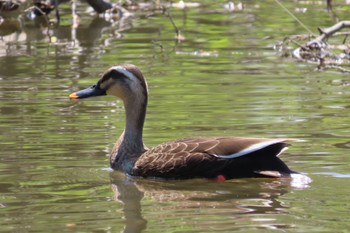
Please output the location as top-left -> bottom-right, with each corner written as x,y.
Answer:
1,1 -> 350,232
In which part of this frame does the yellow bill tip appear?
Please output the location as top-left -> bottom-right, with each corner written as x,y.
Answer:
69,92 -> 79,99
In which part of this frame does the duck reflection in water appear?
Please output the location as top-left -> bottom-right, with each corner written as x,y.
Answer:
109,171 -> 306,233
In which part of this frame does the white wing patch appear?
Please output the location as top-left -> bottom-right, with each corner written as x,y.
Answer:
212,139 -> 288,159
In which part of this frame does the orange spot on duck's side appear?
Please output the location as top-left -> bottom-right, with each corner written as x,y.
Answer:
215,175 -> 226,182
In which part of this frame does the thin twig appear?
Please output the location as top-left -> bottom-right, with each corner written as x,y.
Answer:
55,0 -> 60,23
321,65 -> 350,73
273,0 -> 315,36
290,39 -> 304,47
152,40 -> 164,52
333,31 -> 350,37
342,34 -> 348,44
164,7 -> 180,38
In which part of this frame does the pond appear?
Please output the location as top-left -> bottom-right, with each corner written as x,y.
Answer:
0,1 -> 350,232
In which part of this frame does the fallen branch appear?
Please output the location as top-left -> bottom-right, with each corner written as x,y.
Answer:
276,21 -> 350,72
307,21 -> 350,47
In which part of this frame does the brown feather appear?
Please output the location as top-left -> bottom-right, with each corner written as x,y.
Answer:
132,137 -> 294,179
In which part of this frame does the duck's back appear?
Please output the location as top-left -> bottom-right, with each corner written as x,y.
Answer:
132,136 -> 295,179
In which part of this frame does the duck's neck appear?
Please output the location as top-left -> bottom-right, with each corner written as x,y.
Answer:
124,96 -> 146,146
110,93 -> 148,173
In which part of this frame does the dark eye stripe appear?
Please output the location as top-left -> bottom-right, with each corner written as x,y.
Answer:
98,70 -> 122,86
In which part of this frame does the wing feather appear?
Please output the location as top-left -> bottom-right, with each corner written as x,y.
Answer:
132,136 -> 293,178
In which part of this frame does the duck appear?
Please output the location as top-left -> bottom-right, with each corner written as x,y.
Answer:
69,64 -> 302,180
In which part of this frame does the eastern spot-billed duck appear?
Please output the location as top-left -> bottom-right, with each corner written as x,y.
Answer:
69,64 -> 310,182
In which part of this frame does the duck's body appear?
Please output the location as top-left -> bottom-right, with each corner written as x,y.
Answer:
132,136 -> 293,179
69,64 -> 300,180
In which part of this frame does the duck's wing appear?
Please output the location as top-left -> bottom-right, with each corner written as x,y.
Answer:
132,136 -> 294,179
173,136 -> 291,158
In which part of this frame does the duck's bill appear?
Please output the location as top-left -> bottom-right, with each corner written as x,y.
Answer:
69,85 -> 106,99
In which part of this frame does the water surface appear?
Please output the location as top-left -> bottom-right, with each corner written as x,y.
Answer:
1,1 -> 350,232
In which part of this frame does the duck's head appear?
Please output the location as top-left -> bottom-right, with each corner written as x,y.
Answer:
69,64 -> 148,102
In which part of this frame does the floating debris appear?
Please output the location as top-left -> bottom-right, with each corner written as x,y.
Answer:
275,21 -> 350,72
170,0 -> 200,9
0,0 -> 19,11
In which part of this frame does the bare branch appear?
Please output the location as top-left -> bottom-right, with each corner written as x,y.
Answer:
308,21 -> 350,46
